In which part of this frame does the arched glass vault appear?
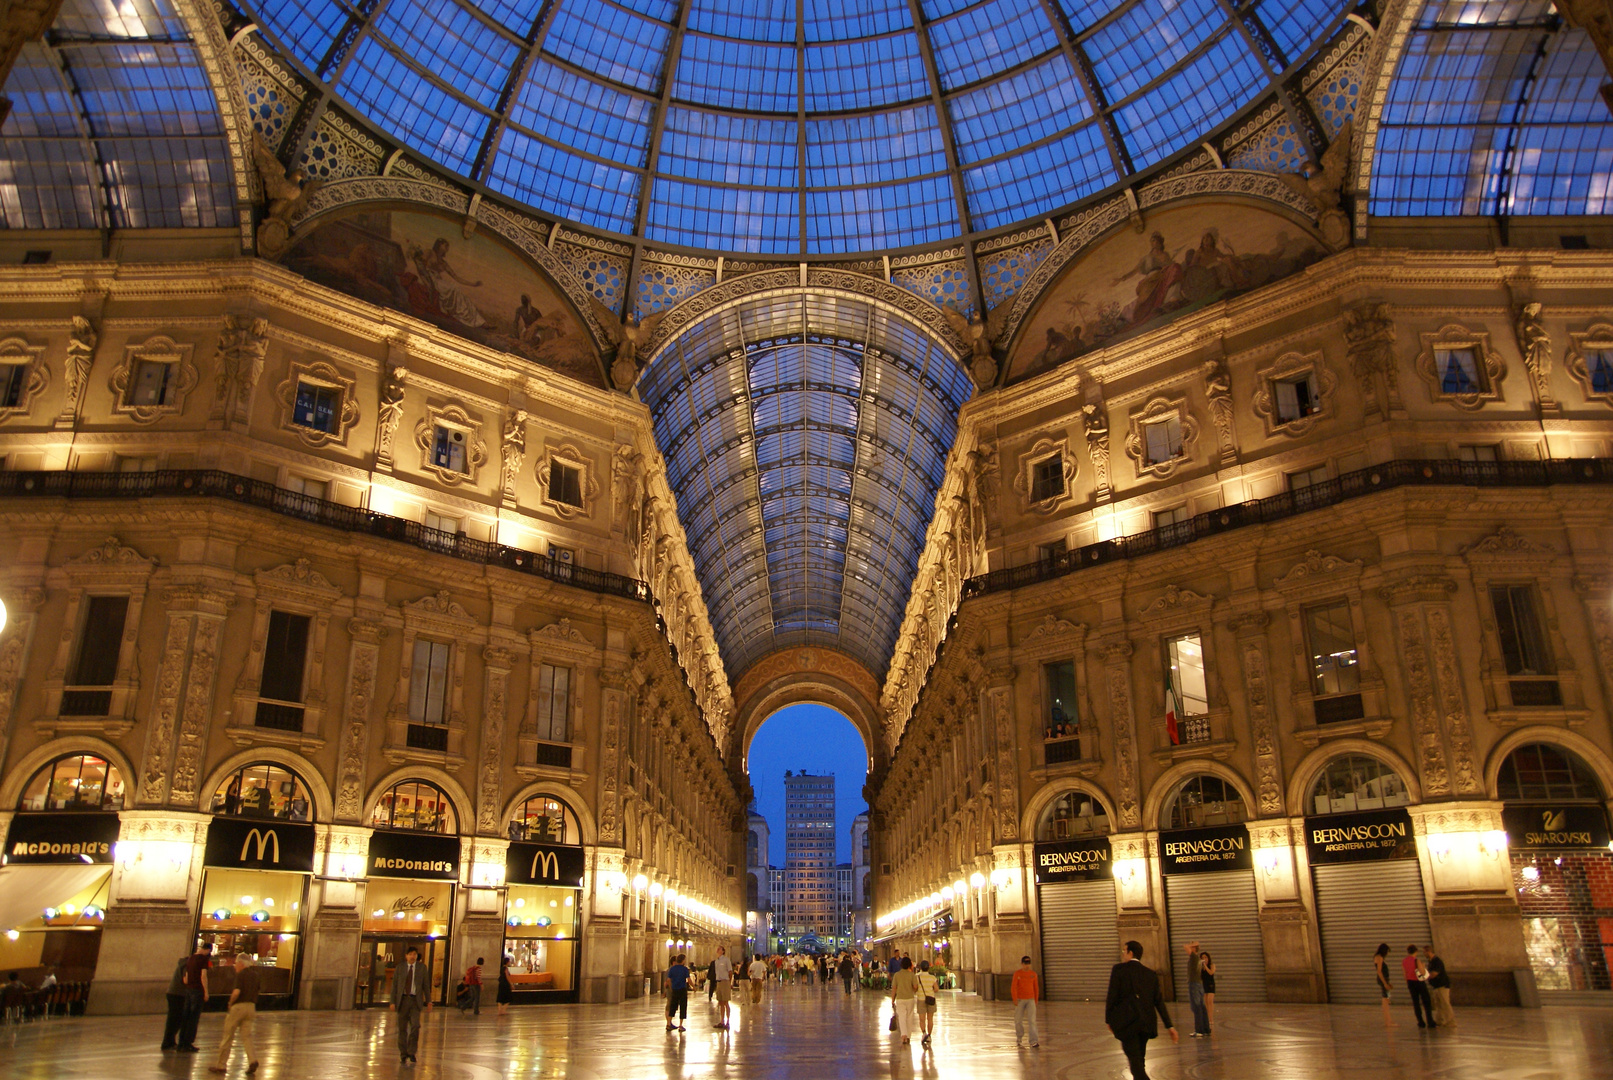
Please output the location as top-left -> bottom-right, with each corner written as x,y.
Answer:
639,291 -> 971,678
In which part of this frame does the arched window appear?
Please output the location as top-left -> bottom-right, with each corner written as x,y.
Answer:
1309,755 -> 1411,816
1037,790 -> 1111,840
1162,774 -> 1246,830
746,829 -> 760,866
369,779 -> 458,833
19,753 -> 125,811
210,762 -> 312,821
508,794 -> 579,845
1499,743 -> 1604,801
746,873 -> 759,910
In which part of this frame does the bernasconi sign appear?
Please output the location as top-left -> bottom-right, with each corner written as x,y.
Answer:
1304,808 -> 1417,865
203,818 -> 317,872
4,812 -> 121,864
1502,804 -> 1612,851
505,841 -> 586,887
1033,837 -> 1112,883
1158,823 -> 1253,875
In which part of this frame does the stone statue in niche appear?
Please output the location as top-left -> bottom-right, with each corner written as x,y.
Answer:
943,302 -> 1010,390
376,365 -> 408,463
589,299 -> 665,392
1278,119 -> 1354,249
501,409 -> 527,499
251,132 -> 322,258
1514,302 -> 1554,405
62,315 -> 98,423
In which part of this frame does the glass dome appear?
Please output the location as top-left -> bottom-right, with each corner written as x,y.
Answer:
245,0 -> 1352,253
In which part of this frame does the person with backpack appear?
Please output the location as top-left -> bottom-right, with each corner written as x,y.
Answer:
1105,940 -> 1178,1080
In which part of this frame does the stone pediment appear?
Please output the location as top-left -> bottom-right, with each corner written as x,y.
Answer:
256,558 -> 340,596
1275,550 -> 1363,589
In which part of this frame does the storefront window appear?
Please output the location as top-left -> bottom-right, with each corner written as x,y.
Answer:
507,796 -> 579,844
369,780 -> 457,833
1037,791 -> 1111,840
18,754 -> 125,811
1308,755 -> 1410,816
1162,775 -> 1246,830
504,884 -> 579,992
210,763 -> 312,821
362,878 -> 453,938
1499,744 -> 1603,801
197,867 -> 305,999
0,868 -> 111,982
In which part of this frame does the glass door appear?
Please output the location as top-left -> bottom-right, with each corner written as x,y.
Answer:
356,937 -> 448,1007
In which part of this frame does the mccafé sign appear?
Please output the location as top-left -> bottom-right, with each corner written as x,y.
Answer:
1033,837 -> 1112,883
1304,808 -> 1416,865
1503,804 -> 1612,851
1158,824 -> 1253,875
4,813 -> 120,864
367,831 -> 461,880
204,818 -> 317,872
506,841 -> 586,887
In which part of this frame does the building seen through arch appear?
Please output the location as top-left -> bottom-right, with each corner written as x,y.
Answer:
1,0 -> 1612,1019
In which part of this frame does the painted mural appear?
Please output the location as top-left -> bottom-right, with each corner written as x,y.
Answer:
282,210 -> 605,389
1007,203 -> 1326,384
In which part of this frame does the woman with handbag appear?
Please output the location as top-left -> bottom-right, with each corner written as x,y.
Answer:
915,960 -> 941,1048
889,958 -> 919,1045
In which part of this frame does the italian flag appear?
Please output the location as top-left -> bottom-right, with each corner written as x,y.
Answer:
1165,671 -> 1181,746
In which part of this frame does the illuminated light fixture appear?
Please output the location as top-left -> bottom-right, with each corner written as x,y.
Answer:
263,897 -> 275,907
1427,835 -> 1452,862
241,895 -> 253,905
1520,866 -> 1540,883
634,874 -> 649,891
4,930 -> 18,942
251,910 -> 270,923
928,892 -> 940,906
953,879 -> 966,894
940,886 -> 954,900
514,898 -> 525,909
279,934 -> 291,941
1256,848 -> 1285,875
969,872 -> 985,889
1480,830 -> 1508,857
650,883 -> 664,897
537,916 -> 551,928
212,908 -> 230,920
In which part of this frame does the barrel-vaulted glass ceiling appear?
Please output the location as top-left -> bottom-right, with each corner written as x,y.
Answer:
638,294 -> 972,678
244,0 -> 1353,253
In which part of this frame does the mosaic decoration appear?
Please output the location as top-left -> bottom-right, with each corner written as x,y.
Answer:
1303,25 -> 1371,139
977,233 -> 1054,311
1223,104 -> 1308,174
299,112 -> 386,183
635,256 -> 718,317
891,258 -> 974,318
235,35 -> 304,153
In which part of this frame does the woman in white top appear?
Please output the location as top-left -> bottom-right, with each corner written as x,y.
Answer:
915,960 -> 941,1048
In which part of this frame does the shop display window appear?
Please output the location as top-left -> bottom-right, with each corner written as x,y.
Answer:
1162,774 -> 1246,830
1037,791 -> 1110,840
1499,744 -> 1603,801
1514,853 -> 1613,992
0,869 -> 111,981
507,796 -> 578,844
197,868 -> 305,998
370,780 -> 457,833
1308,755 -> 1410,816
210,763 -> 312,821
18,754 -> 124,811
503,884 -> 579,991
362,878 -> 452,938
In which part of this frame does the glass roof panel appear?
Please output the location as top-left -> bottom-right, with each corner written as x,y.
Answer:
488,127 -> 641,232
689,0 -> 796,41
946,54 -> 1090,166
660,108 -> 798,186
961,121 -> 1114,231
806,0 -> 913,40
468,0 -> 548,28
1086,0 -> 1224,104
508,61 -> 655,168
1056,0 -> 1126,33
545,0 -> 671,94
926,0 -> 1059,92
674,34 -> 798,111
806,107 -> 947,186
339,37 -> 489,174
804,33 -> 929,112
245,0 -> 348,69
647,178 -> 800,251
373,0 -> 519,109
1256,0 -> 1345,63
57,0 -> 188,37
1113,28 -> 1266,169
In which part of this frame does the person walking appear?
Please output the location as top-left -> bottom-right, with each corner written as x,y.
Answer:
839,953 -> 856,995
1200,951 -> 1217,1031
1403,944 -> 1434,1028
664,953 -> 690,1032
496,956 -> 513,1016
391,945 -> 431,1064
1010,955 -> 1040,1048
747,954 -> 767,1004
712,946 -> 733,1030
178,942 -> 214,1053
1422,944 -> 1454,1028
1105,940 -> 1178,1080
915,960 -> 940,1048
1184,941 -> 1210,1037
462,957 -> 484,1016
889,957 -> 919,1046
160,955 -> 189,1050
207,954 -> 260,1075
1373,943 -> 1396,1027
706,955 -> 719,1002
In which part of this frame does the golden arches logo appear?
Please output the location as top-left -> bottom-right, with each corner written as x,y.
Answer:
531,850 -> 559,880
240,828 -> 280,863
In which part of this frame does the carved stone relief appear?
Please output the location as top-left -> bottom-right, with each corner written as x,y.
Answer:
1081,401 -> 1112,502
477,646 -> 513,835
988,685 -> 1019,841
1102,641 -> 1140,829
212,314 -> 271,426
333,618 -> 385,822
1389,605 -> 1452,798
1202,357 -> 1237,463
1238,631 -> 1284,815
59,315 -> 98,426
501,409 -> 527,504
169,611 -> 226,806
1342,301 -> 1397,417
1424,604 -> 1480,795
376,364 -> 408,466
1513,302 -> 1554,408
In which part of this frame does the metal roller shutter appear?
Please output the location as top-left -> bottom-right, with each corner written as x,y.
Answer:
1313,860 -> 1431,1005
1166,870 -> 1267,1003
1038,879 -> 1120,1001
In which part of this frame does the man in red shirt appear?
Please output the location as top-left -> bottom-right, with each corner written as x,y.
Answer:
463,957 -> 484,1016
1011,955 -> 1041,1048
178,943 -> 213,1052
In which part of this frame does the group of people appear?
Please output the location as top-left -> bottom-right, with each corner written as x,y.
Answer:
1375,942 -> 1455,1029
159,942 -> 262,1075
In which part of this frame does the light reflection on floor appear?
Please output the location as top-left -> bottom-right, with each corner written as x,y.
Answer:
0,981 -> 1607,1078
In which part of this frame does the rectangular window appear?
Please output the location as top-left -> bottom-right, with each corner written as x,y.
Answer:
1030,454 -> 1065,502
409,639 -> 452,724
259,610 -> 310,703
1288,464 -> 1329,491
1038,538 -> 1066,562
0,363 -> 25,408
128,359 -> 174,406
1436,347 -> 1481,394
535,663 -> 571,743
548,461 -> 583,507
1274,373 -> 1320,422
71,596 -> 129,686
1304,601 -> 1360,696
424,511 -> 461,534
1491,586 -> 1553,676
1165,634 -> 1208,716
286,475 -> 327,500
293,381 -> 340,432
432,426 -> 468,473
1457,444 -> 1499,462
1143,416 -> 1183,464
117,455 -> 157,473
1588,349 -> 1613,393
1044,660 -> 1078,736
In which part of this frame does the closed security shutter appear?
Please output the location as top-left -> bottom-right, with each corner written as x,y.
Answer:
1039,879 -> 1120,1001
1313,860 -> 1430,1005
1166,870 -> 1266,1003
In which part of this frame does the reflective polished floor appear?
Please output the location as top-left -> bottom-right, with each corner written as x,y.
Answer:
2,981 -> 1608,1079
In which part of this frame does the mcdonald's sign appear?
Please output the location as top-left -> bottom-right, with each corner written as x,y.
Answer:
506,841 -> 585,887
204,818 -> 316,871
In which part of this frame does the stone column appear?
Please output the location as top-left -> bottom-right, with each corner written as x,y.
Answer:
1249,818 -> 1324,1002
300,824 -> 369,1010
92,811 -> 208,1015
582,847 -> 627,1003
333,615 -> 386,822
1101,639 -> 1142,830
984,846 -> 1033,1001
140,585 -> 232,809
457,836 -> 510,1000
0,584 -> 43,774
1380,574 -> 1482,799
1111,833 -> 1166,988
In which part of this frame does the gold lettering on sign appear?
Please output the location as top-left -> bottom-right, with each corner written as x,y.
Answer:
373,857 -> 454,874
241,828 -> 280,863
531,850 -> 559,880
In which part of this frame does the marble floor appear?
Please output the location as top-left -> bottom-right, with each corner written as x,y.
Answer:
1,982 -> 1607,1079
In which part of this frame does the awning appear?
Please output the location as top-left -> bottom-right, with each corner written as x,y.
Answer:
0,863 -> 111,932
869,905 -> 953,946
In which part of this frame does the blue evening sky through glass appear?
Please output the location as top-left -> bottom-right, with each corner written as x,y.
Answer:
748,703 -> 869,865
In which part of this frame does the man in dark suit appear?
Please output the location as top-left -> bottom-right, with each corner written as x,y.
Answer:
390,946 -> 432,1064
1105,940 -> 1178,1080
